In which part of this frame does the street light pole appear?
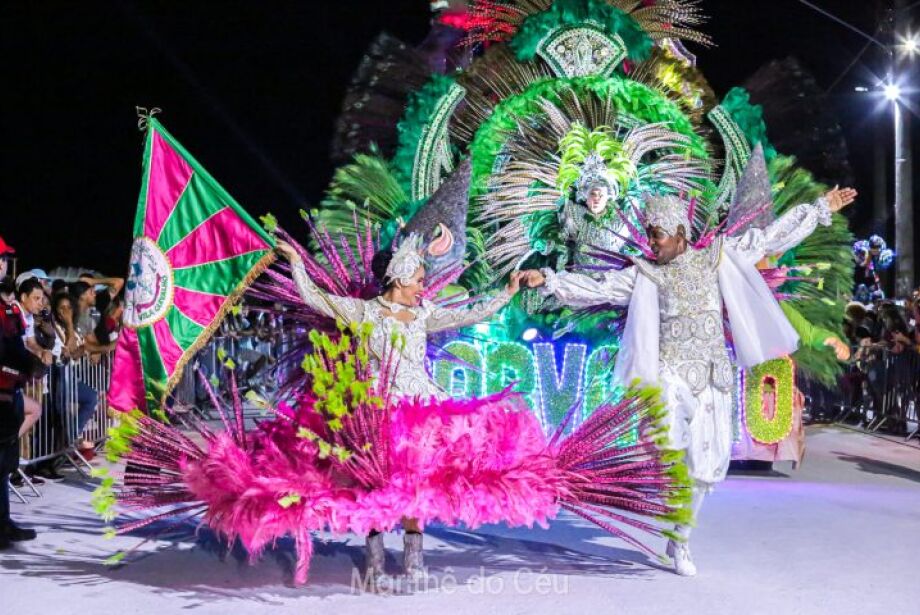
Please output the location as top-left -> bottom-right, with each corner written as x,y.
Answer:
893,89 -> 915,296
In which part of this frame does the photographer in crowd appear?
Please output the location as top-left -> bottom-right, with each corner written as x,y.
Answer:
14,278 -> 51,445
847,296 -> 920,357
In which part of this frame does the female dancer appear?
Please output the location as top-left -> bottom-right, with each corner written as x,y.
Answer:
277,235 -> 524,586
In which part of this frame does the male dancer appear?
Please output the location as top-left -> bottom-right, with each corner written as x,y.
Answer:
524,186 -> 856,575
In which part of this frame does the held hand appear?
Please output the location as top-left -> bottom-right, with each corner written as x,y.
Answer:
41,350 -> 53,366
825,186 -> 858,213
523,269 -> 546,288
275,240 -> 301,263
824,337 -> 851,362
506,271 -> 525,295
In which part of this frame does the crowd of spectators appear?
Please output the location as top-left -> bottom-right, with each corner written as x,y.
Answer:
0,234 -> 124,549
844,290 -> 920,358
833,288 -> 920,435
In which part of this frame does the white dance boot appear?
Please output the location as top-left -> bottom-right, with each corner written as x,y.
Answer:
668,481 -> 706,577
403,531 -> 427,583
365,532 -> 395,592
667,537 -> 697,577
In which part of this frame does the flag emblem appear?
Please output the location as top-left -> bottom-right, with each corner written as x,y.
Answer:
124,236 -> 174,328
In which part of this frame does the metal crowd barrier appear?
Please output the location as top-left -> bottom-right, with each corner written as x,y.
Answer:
832,348 -> 920,440
171,329 -> 292,411
9,318 -> 289,502
18,354 -> 114,464
14,327 -> 286,483
9,355 -> 114,503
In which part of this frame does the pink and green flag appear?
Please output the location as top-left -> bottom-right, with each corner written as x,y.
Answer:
109,117 -> 275,412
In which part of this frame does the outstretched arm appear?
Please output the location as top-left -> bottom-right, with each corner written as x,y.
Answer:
425,271 -> 523,333
278,241 -> 365,324
726,187 -> 857,262
525,266 -> 637,308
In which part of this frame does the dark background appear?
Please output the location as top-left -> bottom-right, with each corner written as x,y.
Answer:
1,0 -> 916,275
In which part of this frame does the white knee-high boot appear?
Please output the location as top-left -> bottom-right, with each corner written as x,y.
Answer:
365,532 -> 395,591
668,481 -> 708,576
403,531 -> 426,582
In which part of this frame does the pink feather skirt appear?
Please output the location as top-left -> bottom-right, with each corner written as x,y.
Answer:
114,387 -> 684,585
181,391 -> 560,541
363,392 -> 561,530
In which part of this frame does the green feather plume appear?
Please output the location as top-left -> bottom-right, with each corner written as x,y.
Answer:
510,0 -> 653,63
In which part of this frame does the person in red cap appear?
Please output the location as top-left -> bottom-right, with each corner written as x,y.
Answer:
0,234 -> 39,548
0,235 -> 14,261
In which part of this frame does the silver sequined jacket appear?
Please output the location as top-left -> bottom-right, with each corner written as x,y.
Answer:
541,198 -> 832,394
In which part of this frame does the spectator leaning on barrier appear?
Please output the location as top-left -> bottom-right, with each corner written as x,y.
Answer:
49,291 -> 98,463
0,234 -> 38,549
874,301 -> 913,355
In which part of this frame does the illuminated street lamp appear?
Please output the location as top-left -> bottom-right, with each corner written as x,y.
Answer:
883,82 -> 902,101
898,32 -> 918,56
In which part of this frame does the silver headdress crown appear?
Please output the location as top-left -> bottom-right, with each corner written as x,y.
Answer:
574,153 -> 617,203
386,233 -> 424,285
644,193 -> 690,236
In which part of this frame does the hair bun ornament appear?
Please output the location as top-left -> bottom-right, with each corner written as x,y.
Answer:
427,223 -> 454,257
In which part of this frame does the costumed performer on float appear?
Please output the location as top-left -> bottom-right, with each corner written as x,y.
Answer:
523,185 -> 857,576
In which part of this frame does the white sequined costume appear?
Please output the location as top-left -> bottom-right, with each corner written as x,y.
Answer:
290,262 -> 512,399
541,198 -> 832,486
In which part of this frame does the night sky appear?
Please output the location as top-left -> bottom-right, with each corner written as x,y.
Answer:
1,0 -> 916,275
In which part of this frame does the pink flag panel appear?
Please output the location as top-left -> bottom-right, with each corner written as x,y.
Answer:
107,329 -> 148,413
143,131 -> 195,241
165,206 -> 268,269
171,286 -> 226,327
